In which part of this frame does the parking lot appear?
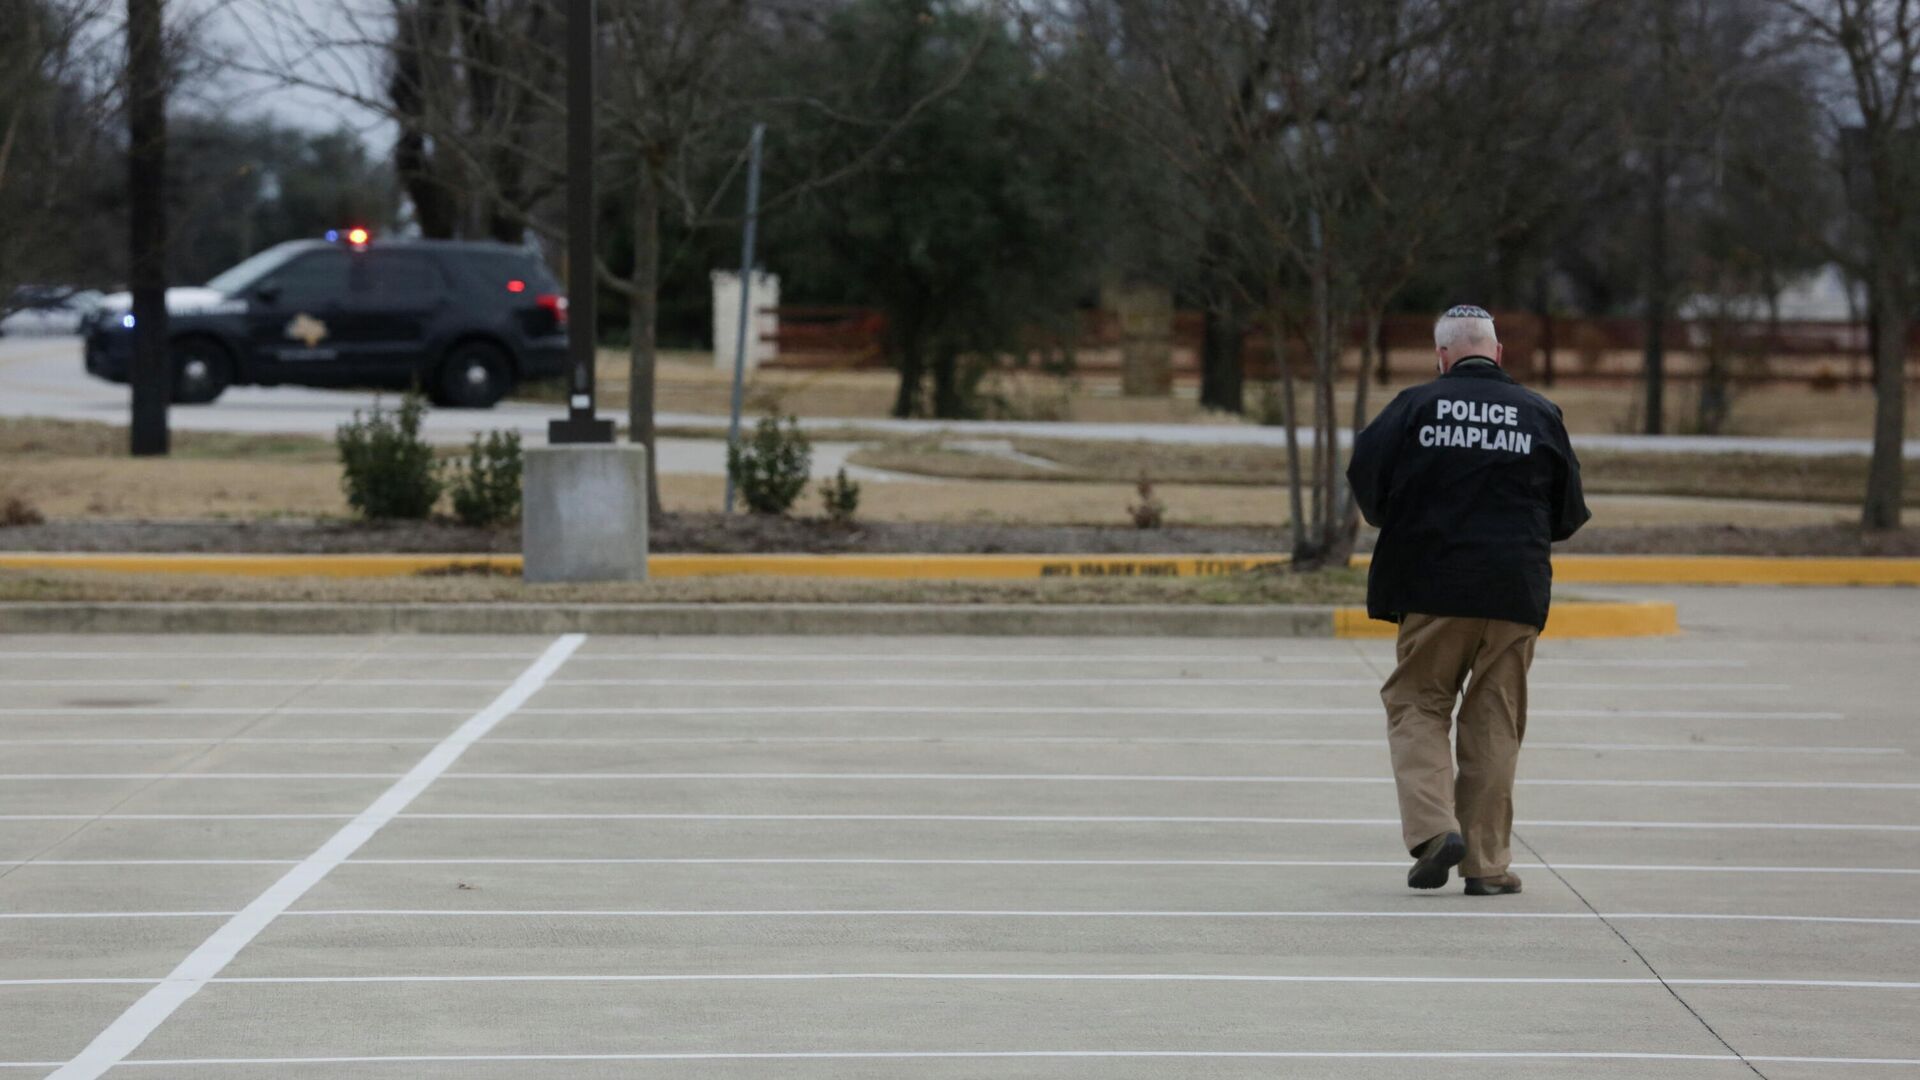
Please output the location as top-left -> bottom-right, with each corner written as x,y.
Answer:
3,588 -> 1917,1078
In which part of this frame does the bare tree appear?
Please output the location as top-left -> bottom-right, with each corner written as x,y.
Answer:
0,0 -> 121,308
1775,0 -> 1915,528
232,0 -> 981,516
1060,0 -> 1596,562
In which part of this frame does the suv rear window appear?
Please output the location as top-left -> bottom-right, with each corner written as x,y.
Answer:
458,251 -> 562,294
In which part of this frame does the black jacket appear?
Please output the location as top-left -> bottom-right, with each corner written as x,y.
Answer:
1345,359 -> 1590,630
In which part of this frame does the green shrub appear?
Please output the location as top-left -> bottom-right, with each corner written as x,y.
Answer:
820,467 -> 862,525
336,394 -> 442,520
450,430 -> 523,527
727,413 -> 813,515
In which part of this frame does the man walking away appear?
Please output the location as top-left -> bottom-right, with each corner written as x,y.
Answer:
1345,305 -> 1590,895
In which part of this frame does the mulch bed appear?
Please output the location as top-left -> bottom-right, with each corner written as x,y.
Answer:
2,516 -> 1916,558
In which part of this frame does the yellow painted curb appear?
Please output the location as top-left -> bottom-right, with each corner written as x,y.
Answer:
1334,601 -> 1680,640
0,552 -> 1287,580
1545,555 -> 1920,586
0,552 -> 523,578
1347,553 -> 1920,585
2,551 -> 1914,586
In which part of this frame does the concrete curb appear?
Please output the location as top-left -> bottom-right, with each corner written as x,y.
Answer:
0,602 -> 1333,637
1336,601 -> 1679,640
2,551 -> 1916,584
0,601 -> 1675,638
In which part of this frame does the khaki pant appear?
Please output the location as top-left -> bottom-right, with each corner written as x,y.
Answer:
1380,613 -> 1538,878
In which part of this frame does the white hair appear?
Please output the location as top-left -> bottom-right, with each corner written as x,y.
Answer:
1433,314 -> 1498,353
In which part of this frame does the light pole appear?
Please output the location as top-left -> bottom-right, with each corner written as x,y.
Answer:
127,0 -> 169,456
521,0 -> 647,583
550,0 -> 614,445
723,122 -> 766,513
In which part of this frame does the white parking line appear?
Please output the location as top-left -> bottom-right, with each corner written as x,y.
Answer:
4,1052 -> 1907,1068
0,911 -> 237,919
0,676 -> 1785,691
0,650 -> 1751,668
13,972 -> 1919,989
404,815 -> 1920,831
514,706 -> 1846,720
560,653 -> 1752,669
0,736 -> 1899,754
41,633 -> 586,1080
0,814 -> 354,821
8,771 -> 1915,790
0,708 -> 468,716
0,705 -> 1845,720
0,679 -> 500,687
0,774 -> 397,780
343,857 -> 1920,875
434,773 -> 1920,790
7,813 -> 1915,831
542,677 -> 1783,691
269,910 -> 1920,927
4,908 -> 1915,926
5,857 -> 1917,876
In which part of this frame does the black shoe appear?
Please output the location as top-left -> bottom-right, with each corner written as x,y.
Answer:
1407,832 -> 1466,890
1464,872 -> 1523,896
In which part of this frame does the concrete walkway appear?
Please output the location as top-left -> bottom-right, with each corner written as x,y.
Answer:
0,337 -> 899,483
9,335 -> 1915,460
2,585 -> 1915,1076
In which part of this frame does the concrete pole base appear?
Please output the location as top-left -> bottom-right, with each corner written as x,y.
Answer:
522,444 -> 650,583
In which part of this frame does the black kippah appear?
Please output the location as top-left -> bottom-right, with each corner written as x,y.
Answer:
1442,304 -> 1492,320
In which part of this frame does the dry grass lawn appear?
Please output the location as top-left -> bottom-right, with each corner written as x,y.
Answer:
850,436 -> 1914,510
0,415 -> 1863,529
0,565 -> 1367,606
565,349 -> 1917,437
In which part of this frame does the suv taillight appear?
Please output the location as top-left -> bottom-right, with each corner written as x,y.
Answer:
536,293 -> 568,327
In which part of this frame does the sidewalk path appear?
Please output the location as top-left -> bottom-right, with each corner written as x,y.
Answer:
7,335 -> 1915,461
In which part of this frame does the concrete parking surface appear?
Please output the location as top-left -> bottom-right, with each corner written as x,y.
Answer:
2,587 -> 1917,1077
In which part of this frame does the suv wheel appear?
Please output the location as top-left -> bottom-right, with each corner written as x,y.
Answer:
172,337 -> 233,405
437,341 -> 513,408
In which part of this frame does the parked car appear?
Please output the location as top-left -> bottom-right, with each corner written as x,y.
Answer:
2,287 -> 105,337
82,233 -> 568,406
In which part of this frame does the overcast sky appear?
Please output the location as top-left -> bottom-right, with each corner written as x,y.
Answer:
195,0 -> 392,142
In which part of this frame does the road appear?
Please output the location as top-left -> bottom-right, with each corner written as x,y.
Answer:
6,335 -> 1916,460
2,586 -> 1916,1076
0,336 -> 889,483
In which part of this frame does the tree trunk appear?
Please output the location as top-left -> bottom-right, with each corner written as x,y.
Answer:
1373,317 -> 1389,386
627,172 -> 662,518
1864,248 -> 1908,529
1199,297 -> 1246,414
1199,304 -> 1247,413
1269,307 -> 1308,559
931,342 -> 965,419
127,0 -> 169,457
1535,271 -> 1556,388
891,317 -> 924,418
1642,0 -> 1675,436
1334,307 -> 1384,541
389,0 -> 460,239
1642,146 -> 1669,436
1306,246 -> 1339,563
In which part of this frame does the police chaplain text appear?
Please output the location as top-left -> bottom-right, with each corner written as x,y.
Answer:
1418,399 -> 1534,454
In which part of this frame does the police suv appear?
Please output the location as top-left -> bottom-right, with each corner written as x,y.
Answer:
83,232 -> 567,407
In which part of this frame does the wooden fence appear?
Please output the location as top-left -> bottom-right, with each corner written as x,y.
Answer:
760,306 -> 1919,388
